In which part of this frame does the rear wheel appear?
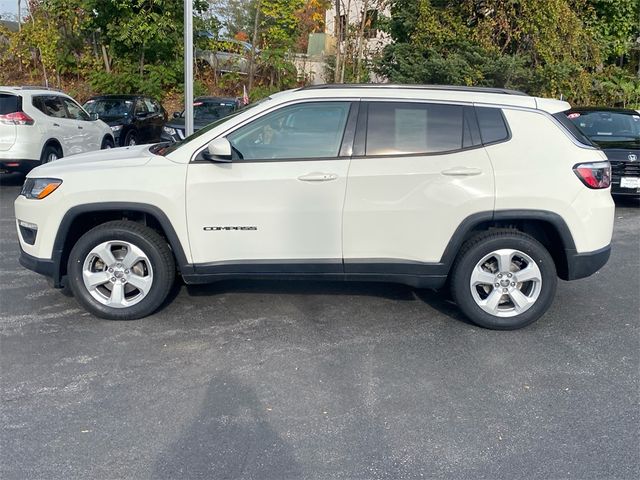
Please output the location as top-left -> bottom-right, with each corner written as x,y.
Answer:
40,143 -> 62,164
67,221 -> 175,320
451,230 -> 557,330
101,136 -> 114,149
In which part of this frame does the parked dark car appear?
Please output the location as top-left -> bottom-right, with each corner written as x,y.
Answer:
83,95 -> 167,147
566,107 -> 640,197
161,96 -> 240,143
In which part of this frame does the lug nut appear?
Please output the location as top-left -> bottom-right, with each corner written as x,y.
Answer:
511,282 -> 516,286
108,268 -> 113,273
507,273 -> 512,278
498,273 -> 503,278
494,283 -> 500,287
111,277 -> 116,282
121,278 -> 126,283
503,288 -> 508,293
125,269 -> 130,274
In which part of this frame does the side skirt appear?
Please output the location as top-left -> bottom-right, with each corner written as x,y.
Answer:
182,260 -> 447,289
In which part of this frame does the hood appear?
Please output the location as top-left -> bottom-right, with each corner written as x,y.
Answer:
100,116 -> 130,126
28,145 -> 154,177
166,117 -> 211,131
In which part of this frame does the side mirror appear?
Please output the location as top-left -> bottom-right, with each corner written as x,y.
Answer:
173,112 -> 181,118
90,112 -> 99,121
203,137 -> 232,162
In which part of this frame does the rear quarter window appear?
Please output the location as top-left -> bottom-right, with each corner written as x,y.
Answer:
552,112 -> 595,147
475,107 -> 510,144
0,94 -> 20,115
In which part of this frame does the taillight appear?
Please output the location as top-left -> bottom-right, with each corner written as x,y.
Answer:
573,161 -> 611,189
0,111 -> 35,125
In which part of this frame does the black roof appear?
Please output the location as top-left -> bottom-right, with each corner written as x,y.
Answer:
194,96 -> 238,103
568,107 -> 639,115
87,94 -> 145,100
301,84 -> 529,96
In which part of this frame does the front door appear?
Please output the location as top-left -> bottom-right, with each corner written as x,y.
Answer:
186,100 -> 357,274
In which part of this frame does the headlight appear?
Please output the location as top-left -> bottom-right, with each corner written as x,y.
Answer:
162,126 -> 176,135
20,178 -> 63,199
111,125 -> 123,132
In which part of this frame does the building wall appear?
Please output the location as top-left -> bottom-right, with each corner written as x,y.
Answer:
324,0 -> 391,55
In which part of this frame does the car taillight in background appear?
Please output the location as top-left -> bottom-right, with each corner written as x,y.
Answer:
0,111 -> 35,125
573,161 -> 611,189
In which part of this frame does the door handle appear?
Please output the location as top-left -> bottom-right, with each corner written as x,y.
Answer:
441,167 -> 482,176
298,172 -> 338,182
53,123 -> 60,127
78,126 -> 83,130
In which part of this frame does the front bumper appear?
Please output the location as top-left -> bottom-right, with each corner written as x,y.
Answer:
564,244 -> 611,280
19,247 -> 62,286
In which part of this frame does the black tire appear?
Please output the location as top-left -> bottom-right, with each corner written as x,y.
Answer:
124,130 -> 137,146
40,143 -> 62,164
101,136 -> 114,149
450,230 -> 557,330
67,221 -> 175,320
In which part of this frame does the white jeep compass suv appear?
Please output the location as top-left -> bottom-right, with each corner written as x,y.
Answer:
1,86 -> 114,174
14,85 -> 614,329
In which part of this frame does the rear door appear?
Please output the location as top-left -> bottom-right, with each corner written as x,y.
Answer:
33,95 -> 77,155
0,93 -> 19,152
343,101 -> 495,275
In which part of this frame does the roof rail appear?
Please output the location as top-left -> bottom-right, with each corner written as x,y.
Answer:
1,85 -> 62,92
300,83 -> 529,96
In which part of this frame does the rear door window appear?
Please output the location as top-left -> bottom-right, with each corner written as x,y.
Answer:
33,95 -> 67,118
365,102 -> 468,156
0,94 -> 20,114
475,107 -> 509,144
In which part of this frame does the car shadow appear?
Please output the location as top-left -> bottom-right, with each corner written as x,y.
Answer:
614,196 -> 639,208
0,173 -> 25,187
184,278 -> 417,302
182,278 -> 475,326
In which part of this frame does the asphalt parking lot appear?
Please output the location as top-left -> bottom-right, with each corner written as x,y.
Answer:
1,173 -> 638,480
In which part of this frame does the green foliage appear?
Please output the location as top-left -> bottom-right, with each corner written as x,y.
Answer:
376,0 -> 639,105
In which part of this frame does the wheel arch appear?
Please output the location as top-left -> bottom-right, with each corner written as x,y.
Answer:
51,203 -> 191,287
442,210 -> 576,280
42,138 -> 64,159
101,134 -> 115,148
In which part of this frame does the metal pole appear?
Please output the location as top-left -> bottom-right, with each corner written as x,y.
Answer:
184,0 -> 194,136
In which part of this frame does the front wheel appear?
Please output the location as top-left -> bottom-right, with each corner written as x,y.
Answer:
450,230 -> 557,330
124,131 -> 137,146
67,221 -> 175,320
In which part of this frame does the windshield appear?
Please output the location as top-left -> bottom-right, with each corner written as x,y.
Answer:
568,111 -> 640,146
156,97 -> 272,156
184,100 -> 237,122
83,98 -> 133,118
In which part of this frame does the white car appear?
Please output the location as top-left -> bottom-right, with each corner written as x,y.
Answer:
14,85 -> 614,329
0,86 -> 114,174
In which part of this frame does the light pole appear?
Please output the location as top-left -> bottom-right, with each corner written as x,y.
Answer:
184,0 -> 194,136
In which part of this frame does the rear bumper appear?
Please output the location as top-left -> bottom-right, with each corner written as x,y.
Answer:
0,159 -> 40,174
564,244 -> 611,280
